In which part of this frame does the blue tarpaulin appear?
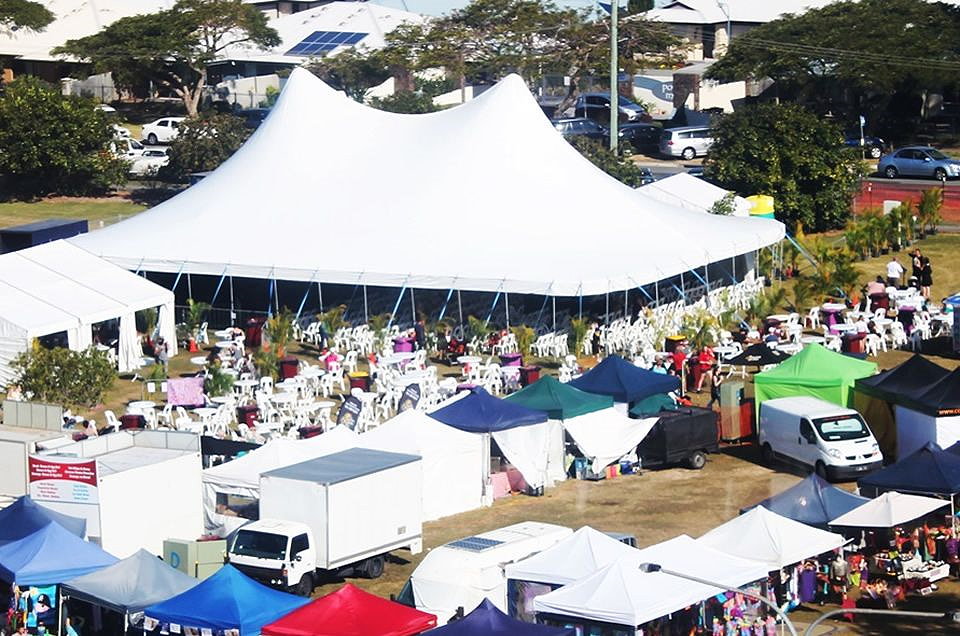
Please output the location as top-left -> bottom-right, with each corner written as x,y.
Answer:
429,387 -> 547,433
145,565 -> 309,635
0,521 -> 116,585
858,443 -> 960,497
0,496 -> 86,544
570,355 -> 680,403
428,599 -> 574,636
741,474 -> 869,528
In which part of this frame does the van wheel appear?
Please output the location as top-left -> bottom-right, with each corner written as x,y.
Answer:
359,555 -> 385,579
815,461 -> 828,480
293,573 -> 313,597
681,147 -> 696,160
686,451 -> 707,470
760,443 -> 774,465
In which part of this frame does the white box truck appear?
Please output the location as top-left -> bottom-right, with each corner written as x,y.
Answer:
759,396 -> 883,481
227,447 -> 422,595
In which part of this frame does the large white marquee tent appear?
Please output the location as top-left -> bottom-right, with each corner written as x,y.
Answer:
73,68 -> 784,297
0,241 -> 176,385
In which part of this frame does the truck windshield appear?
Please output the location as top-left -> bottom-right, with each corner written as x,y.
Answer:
814,416 -> 870,441
232,530 -> 287,559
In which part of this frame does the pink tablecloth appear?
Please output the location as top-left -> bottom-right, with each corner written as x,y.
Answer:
491,472 -> 511,499
167,376 -> 205,407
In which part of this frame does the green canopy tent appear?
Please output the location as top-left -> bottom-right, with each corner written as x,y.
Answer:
754,344 -> 876,409
505,376 -> 613,420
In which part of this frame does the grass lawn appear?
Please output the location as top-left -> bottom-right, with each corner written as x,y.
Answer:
0,198 -> 145,230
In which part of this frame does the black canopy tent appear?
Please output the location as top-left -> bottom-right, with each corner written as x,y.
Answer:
724,343 -> 791,368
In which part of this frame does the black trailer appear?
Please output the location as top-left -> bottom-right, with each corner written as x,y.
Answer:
636,407 -> 720,470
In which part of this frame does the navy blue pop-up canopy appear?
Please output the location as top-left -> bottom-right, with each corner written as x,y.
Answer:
428,599 -> 574,636
0,496 -> 86,544
741,474 -> 869,527
429,387 -> 547,433
858,443 -> 960,497
145,565 -> 309,635
0,521 -> 116,585
570,355 -> 680,403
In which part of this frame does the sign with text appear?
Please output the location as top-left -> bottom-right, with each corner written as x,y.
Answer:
336,396 -> 363,430
398,383 -> 421,413
28,456 -> 99,504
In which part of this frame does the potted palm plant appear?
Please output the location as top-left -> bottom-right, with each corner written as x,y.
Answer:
184,299 -> 210,352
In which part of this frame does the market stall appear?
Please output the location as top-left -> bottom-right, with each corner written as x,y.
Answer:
891,368 -> 960,458
857,443 -> 960,500
429,388 -> 552,496
754,344 -> 877,410
740,474 -> 869,528
359,409 -> 484,520
829,492 -> 949,528
569,355 -> 680,405
0,521 -> 117,585
0,495 -> 86,542
143,565 -> 309,636
430,599 -> 573,635
260,583 -> 437,636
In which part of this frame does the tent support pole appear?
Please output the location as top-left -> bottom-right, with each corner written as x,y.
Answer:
363,285 -> 369,323
625,289 -> 628,320
211,269 -> 228,306
733,255 -> 737,282
680,271 -> 685,304
387,284 -> 407,329
57,586 -> 63,635
187,272 -> 192,300
504,292 -> 510,327
295,274 -> 317,320
411,287 -> 417,324
578,286 -> 583,320
485,291 -> 501,326
605,292 -> 609,325
438,287 -> 455,322
172,263 -> 185,293
229,276 -> 235,322
655,280 -> 659,306
458,290 -> 463,326
552,296 -> 556,331
318,282 -> 323,313
274,276 -> 280,314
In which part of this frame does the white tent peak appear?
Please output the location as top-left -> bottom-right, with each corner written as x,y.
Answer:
504,525 -> 640,586
829,491 -> 948,528
73,69 -> 783,295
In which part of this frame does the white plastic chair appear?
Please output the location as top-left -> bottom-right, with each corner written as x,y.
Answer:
804,307 -> 821,329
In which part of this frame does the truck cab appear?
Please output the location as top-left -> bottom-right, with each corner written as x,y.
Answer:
759,397 -> 883,481
228,519 -> 317,596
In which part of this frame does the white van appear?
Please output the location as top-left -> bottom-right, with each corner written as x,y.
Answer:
759,397 -> 882,481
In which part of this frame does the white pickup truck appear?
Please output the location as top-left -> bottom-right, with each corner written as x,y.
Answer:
227,447 -> 423,595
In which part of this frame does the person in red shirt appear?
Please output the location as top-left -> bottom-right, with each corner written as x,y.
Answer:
695,346 -> 715,392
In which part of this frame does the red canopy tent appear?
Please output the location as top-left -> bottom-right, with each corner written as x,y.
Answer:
261,583 -> 437,636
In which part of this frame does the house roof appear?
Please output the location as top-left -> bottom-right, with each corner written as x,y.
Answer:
0,0 -> 173,62
643,0 -> 835,26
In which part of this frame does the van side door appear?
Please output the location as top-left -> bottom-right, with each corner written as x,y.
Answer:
798,418 -> 818,466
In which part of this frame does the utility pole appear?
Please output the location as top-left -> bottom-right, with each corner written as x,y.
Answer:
609,0 -> 619,151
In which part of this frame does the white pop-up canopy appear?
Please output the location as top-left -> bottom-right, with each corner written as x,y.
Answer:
201,426 -> 358,535
639,172 -> 752,217
562,409 -> 658,472
504,526 -> 640,586
359,409 -> 484,521
532,535 -> 768,628
829,491 -> 949,528
72,67 -> 783,296
699,506 -> 846,571
0,241 -> 176,384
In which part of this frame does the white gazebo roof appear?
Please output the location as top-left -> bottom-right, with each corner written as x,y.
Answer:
829,491 -> 949,528
640,172 -> 752,217
73,67 -> 783,296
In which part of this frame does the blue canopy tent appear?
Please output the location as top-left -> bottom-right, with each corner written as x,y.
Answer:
858,443 -> 960,498
570,355 -> 680,403
741,474 -> 869,528
0,496 -> 86,544
430,388 -> 551,494
430,387 -> 547,432
429,599 -> 574,636
144,564 -> 309,635
0,521 -> 117,585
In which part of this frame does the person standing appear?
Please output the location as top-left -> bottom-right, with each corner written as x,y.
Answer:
886,256 -> 904,288
920,254 -> 933,299
414,318 -> 426,351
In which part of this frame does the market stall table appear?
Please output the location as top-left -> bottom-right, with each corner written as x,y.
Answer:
127,400 -> 156,413
393,337 -> 415,353
457,355 -> 482,366
381,352 -> 416,366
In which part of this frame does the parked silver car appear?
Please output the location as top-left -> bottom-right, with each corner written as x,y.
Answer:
877,146 -> 960,180
659,126 -> 714,160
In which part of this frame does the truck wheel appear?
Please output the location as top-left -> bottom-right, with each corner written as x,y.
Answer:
815,461 -> 828,480
359,555 -> 385,579
293,573 -> 313,597
686,451 -> 707,470
760,443 -> 774,465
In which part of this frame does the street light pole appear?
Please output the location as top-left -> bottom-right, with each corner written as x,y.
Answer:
609,0 -> 618,151
638,563 -> 799,636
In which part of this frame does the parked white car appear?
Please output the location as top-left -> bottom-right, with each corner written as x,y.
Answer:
141,117 -> 185,145
111,137 -> 145,159
128,148 -> 170,177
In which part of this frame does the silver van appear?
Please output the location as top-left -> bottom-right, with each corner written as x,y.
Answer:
659,126 -> 714,160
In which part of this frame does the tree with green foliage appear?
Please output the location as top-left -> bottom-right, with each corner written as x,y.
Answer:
370,90 -> 441,114
706,0 -> 960,138
307,47 -> 392,102
0,76 -> 127,198
13,345 -> 117,409
160,113 -> 250,181
55,0 -> 279,117
569,136 -> 651,187
0,0 -> 53,30
704,103 -> 863,231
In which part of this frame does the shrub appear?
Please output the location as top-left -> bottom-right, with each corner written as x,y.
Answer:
13,345 -> 117,409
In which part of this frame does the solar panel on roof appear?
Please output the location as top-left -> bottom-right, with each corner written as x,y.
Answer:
447,536 -> 505,552
284,31 -> 369,57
